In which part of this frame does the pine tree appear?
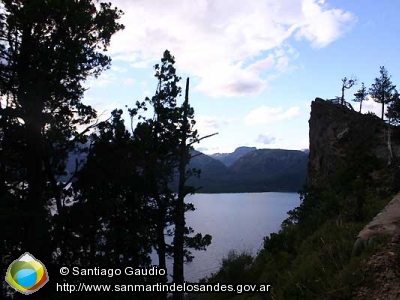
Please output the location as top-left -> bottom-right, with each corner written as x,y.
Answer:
70,110 -> 154,293
132,51 -> 213,300
353,82 -> 368,113
0,1 -> 124,298
369,66 -> 396,120
386,89 -> 400,125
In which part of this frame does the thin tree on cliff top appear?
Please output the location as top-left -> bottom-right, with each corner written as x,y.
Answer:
353,82 -> 368,113
386,89 -> 400,125
369,66 -> 396,120
340,76 -> 357,105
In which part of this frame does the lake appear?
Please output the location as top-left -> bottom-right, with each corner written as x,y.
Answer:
153,192 -> 300,282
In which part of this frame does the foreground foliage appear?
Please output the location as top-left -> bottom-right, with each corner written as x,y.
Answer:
0,1 -> 210,298
189,142 -> 398,300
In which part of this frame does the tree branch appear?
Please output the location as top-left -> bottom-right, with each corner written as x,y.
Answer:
188,132 -> 218,146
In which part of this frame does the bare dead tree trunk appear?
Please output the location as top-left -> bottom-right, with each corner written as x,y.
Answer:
173,78 -> 190,300
341,76 -> 356,106
341,85 -> 345,105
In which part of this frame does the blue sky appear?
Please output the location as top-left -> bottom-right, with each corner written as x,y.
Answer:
83,0 -> 400,154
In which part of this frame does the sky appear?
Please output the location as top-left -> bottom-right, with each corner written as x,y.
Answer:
83,0 -> 400,155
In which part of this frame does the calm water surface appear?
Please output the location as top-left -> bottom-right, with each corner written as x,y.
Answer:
154,192 -> 300,282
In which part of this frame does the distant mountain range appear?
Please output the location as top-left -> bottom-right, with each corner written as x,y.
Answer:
210,146 -> 257,167
61,145 -> 309,193
188,147 -> 308,193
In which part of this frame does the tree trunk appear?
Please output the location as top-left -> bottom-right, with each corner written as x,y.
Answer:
386,125 -> 393,166
360,100 -> 362,113
14,25 -> 52,300
156,204 -> 168,300
173,78 -> 190,300
15,109 -> 51,300
149,154 -> 168,300
156,206 -> 167,270
341,86 -> 345,105
152,176 -> 167,276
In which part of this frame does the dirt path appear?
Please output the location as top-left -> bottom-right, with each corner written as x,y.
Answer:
351,234 -> 400,300
351,192 -> 400,299
353,192 -> 400,255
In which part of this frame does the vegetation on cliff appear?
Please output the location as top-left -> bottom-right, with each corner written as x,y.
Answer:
189,99 -> 400,300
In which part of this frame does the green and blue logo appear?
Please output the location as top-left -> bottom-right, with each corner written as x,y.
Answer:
5,252 -> 49,295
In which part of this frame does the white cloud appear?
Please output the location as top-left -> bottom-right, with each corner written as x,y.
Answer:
123,78 -> 135,85
111,65 -> 127,73
194,115 -> 234,136
130,61 -> 149,69
276,56 -> 290,72
295,0 -> 356,48
256,133 -> 276,145
361,97 -> 386,117
246,54 -> 275,73
245,106 -> 300,125
108,0 -> 356,97
113,53 -> 141,62
84,72 -> 119,89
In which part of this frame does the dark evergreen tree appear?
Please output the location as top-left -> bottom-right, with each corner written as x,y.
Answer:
353,82 -> 368,113
369,66 -> 396,120
131,51 -> 186,297
66,110 -> 158,300
132,51 -> 212,300
0,1 -> 124,298
386,89 -> 400,125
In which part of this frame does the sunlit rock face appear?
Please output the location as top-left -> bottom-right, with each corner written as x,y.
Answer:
307,98 -> 400,186
354,192 -> 400,251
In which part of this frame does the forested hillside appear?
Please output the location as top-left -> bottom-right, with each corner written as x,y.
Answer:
189,148 -> 307,193
189,98 -> 400,300
0,3 -> 209,299
64,147 -> 308,193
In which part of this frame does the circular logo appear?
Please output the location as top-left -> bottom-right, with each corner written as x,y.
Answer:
5,252 -> 49,295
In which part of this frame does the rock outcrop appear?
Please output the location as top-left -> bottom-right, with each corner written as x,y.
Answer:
353,192 -> 400,255
308,98 -> 400,186
308,98 -> 400,299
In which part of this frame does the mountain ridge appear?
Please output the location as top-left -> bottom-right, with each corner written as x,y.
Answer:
62,145 -> 308,193
188,147 -> 308,193
210,146 -> 257,167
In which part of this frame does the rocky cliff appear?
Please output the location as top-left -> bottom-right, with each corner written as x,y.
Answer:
308,98 -> 400,300
190,98 -> 400,300
308,98 -> 400,187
